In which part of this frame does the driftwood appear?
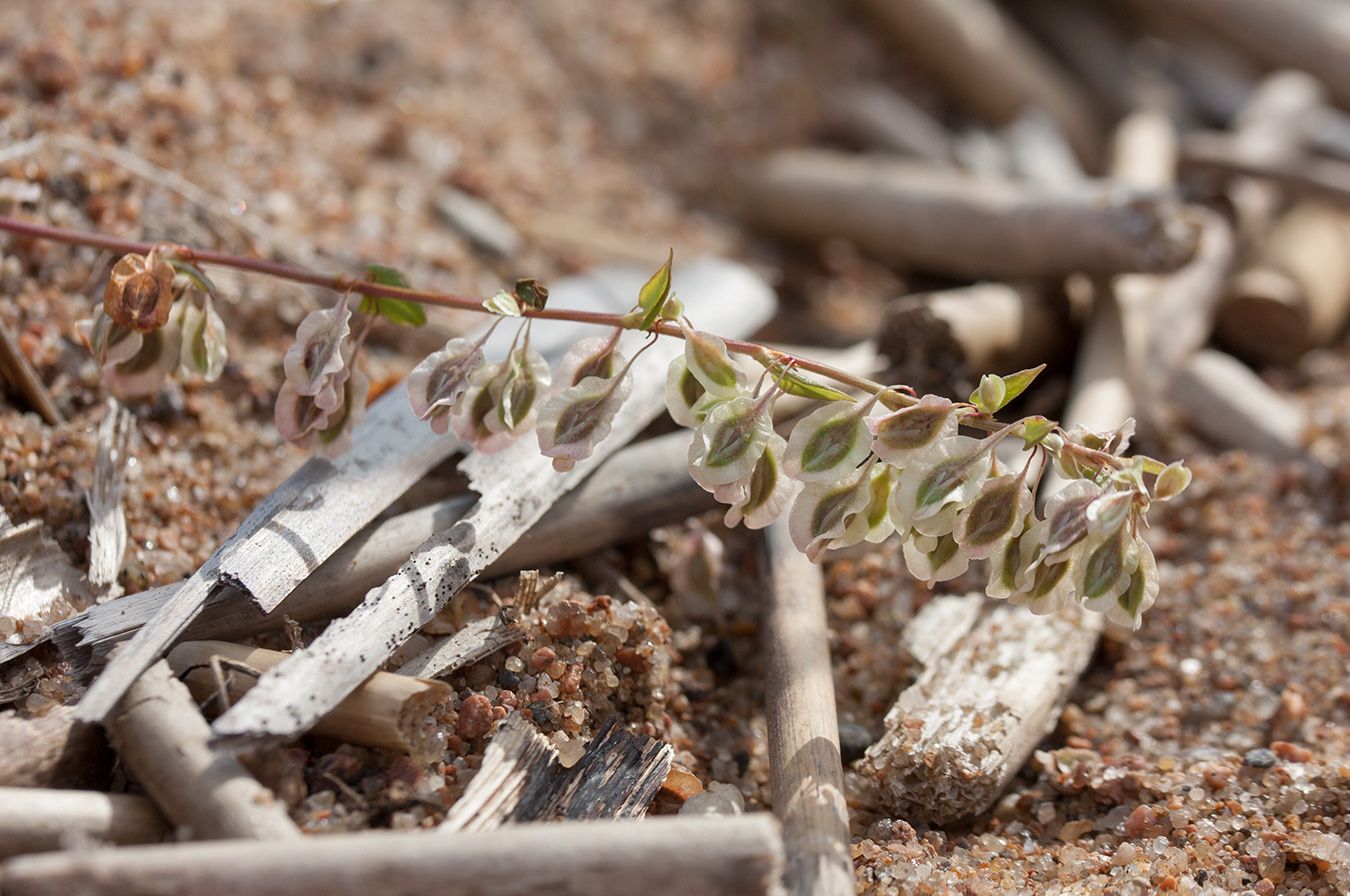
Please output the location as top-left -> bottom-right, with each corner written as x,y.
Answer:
74,263 -> 681,723
878,282 -> 1068,384
1171,350 -> 1311,462
856,0 -> 1099,164
206,259 -> 772,746
0,706 -> 110,789
862,595 -> 1100,823
167,641 -> 451,755
443,714 -> 672,831
44,428 -> 714,675
0,815 -> 785,896
822,83 -> 955,163
0,313 -> 62,425
742,150 -> 1199,278
105,660 -> 300,841
0,787 -> 168,858
1216,202 -> 1350,366
1159,0 -> 1350,109
760,519 -> 851,896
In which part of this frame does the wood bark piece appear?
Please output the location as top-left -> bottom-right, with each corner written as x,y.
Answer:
449,714 -> 674,829
1,814 -> 786,896
207,258 -> 774,747
167,641 -> 451,755
1171,350 -> 1310,462
879,282 -> 1067,383
0,787 -> 168,858
857,0 -> 1100,165
85,399 -> 132,592
822,83 -> 955,163
743,151 -> 1199,279
74,264 -> 653,724
45,429 -> 715,676
396,615 -> 525,680
1216,202 -> 1350,366
1182,131 -> 1350,208
0,313 -> 62,425
105,660 -> 300,841
1159,0 -> 1350,109
862,596 -> 1100,823
0,706 -> 111,789
760,518 -> 852,896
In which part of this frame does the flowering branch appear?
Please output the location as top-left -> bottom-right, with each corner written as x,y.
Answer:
0,212 -> 1189,628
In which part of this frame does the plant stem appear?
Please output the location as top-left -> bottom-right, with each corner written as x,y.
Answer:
0,213 -> 901,403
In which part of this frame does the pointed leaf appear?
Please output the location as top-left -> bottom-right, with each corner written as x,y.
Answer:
637,248 -> 674,330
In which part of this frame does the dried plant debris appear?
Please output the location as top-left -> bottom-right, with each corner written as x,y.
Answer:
0,509 -> 91,651
85,399 -> 133,595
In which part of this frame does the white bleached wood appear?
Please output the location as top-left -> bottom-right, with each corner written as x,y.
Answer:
209,259 -> 774,745
0,787 -> 168,858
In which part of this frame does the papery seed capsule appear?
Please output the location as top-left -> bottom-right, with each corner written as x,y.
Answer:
783,399 -> 877,482
101,322 -> 182,398
787,461 -> 873,562
315,369 -> 370,458
1076,528 -> 1134,608
840,462 -> 898,546
175,292 -> 227,382
716,433 -> 797,530
536,371 -> 633,473
1153,461 -> 1192,501
80,310 -> 143,367
955,472 -> 1029,560
688,395 -> 774,489
103,251 -> 175,332
1035,479 -> 1102,565
902,531 -> 970,586
987,514 -> 1040,600
552,332 -> 624,392
489,343 -> 550,436
408,337 -> 485,434
1109,536 -> 1158,630
283,304 -> 352,408
679,321 -> 745,398
891,435 -> 987,537
869,395 -> 956,465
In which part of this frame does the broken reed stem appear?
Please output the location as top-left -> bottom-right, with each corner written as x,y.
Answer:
0,787 -> 168,859
105,660 -> 300,841
0,213 -> 891,403
0,815 -> 785,896
167,641 -> 451,755
760,518 -> 853,896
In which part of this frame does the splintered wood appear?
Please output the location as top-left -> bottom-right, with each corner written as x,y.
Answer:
862,597 -> 1099,823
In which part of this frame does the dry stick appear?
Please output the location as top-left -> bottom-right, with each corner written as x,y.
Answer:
1215,202 -> 1350,367
167,641 -> 450,755
878,282 -> 1069,382
105,660 -> 300,841
0,313 -> 62,425
49,429 -> 715,675
0,787 -> 168,859
760,518 -> 852,896
397,616 -> 526,680
1,815 -> 786,896
206,260 -> 774,747
86,399 -> 132,593
1171,350 -> 1312,462
862,594 -> 1100,823
856,0 -> 1100,165
742,150 -> 1200,279
821,83 -> 956,163
1182,131 -> 1350,208
1159,0 -> 1350,109
72,265 -> 646,724
1011,0 -> 1138,121
0,706 -> 111,789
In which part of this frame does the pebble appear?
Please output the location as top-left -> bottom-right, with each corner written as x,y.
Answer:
1243,748 -> 1278,769
455,694 -> 494,740
1270,741 -> 1312,763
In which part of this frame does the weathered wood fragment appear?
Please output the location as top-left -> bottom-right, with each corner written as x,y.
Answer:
822,83 -> 955,163
1,815 -> 786,896
1171,350 -> 1311,462
0,313 -> 62,425
105,660 -> 300,840
396,616 -> 525,681
167,641 -> 450,755
0,706 -> 110,789
0,787 -> 168,858
761,518 -> 852,896
86,399 -> 132,592
206,259 -> 772,746
743,151 -> 1199,278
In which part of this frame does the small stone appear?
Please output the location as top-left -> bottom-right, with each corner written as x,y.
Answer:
1243,748 -> 1277,769
1270,741 -> 1311,763
679,781 -> 744,817
837,720 -> 874,764
456,694 -> 494,739
1123,804 -> 1161,837
528,646 -> 556,672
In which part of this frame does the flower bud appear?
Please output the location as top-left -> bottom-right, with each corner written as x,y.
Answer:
536,371 -> 633,473
104,251 -> 175,332
1152,461 -> 1192,501
688,395 -> 774,489
679,321 -> 745,398
283,303 -> 352,411
787,461 -> 873,562
175,292 -> 227,382
973,373 -> 1006,414
407,337 -> 485,434
783,399 -> 876,482
869,395 -> 956,465
902,531 -> 970,586
954,472 -> 1029,560
716,433 -> 797,530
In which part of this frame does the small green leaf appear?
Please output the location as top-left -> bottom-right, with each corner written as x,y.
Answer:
359,264 -> 427,327
170,260 -> 216,295
636,248 -> 674,331
483,290 -> 523,317
757,358 -> 853,403
1019,415 -> 1056,447
998,364 -> 1046,408
513,278 -> 549,311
